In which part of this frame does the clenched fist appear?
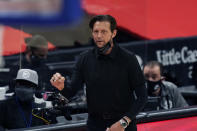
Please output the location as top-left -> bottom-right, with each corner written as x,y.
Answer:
50,73 -> 65,91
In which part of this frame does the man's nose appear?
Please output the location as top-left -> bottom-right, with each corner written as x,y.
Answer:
147,77 -> 154,81
97,32 -> 103,38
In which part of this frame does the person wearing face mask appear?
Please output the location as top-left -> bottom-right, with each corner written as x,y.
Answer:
143,61 -> 188,110
0,69 -> 46,130
7,35 -> 54,94
50,15 -> 147,131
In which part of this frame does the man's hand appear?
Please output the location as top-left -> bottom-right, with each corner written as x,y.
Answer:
50,73 -> 65,91
106,121 -> 124,131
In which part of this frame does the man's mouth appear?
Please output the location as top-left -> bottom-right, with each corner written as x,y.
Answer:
97,41 -> 103,43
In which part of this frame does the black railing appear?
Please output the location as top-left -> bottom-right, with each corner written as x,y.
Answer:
8,106 -> 197,131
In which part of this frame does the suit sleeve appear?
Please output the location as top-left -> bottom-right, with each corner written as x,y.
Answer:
125,54 -> 147,120
60,54 -> 84,100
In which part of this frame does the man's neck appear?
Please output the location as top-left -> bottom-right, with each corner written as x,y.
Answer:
105,42 -> 114,55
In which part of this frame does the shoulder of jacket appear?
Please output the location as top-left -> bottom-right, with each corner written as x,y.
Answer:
162,81 -> 178,90
119,46 -> 135,58
79,48 -> 93,57
76,48 -> 94,63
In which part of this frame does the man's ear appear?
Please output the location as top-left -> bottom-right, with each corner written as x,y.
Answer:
112,29 -> 117,38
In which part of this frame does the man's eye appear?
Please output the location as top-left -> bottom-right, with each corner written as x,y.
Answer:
101,31 -> 107,34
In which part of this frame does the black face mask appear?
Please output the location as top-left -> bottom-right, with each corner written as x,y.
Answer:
15,86 -> 34,102
31,55 -> 46,65
146,80 -> 162,96
96,41 -> 111,55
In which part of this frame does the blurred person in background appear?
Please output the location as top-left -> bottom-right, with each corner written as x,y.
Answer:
0,69 -> 47,130
50,15 -> 147,131
143,61 -> 188,110
8,35 -> 54,95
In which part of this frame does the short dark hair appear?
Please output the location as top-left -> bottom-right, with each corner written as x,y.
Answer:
89,15 -> 117,32
144,61 -> 163,75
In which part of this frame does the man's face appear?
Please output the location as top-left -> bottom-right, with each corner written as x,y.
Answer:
33,47 -> 48,59
15,81 -> 35,102
143,65 -> 161,82
92,21 -> 117,48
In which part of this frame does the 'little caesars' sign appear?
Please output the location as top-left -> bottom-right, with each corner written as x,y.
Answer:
157,46 -> 197,66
